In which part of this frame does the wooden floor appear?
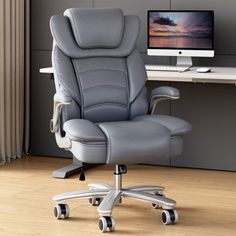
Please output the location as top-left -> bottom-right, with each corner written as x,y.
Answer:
0,156 -> 236,236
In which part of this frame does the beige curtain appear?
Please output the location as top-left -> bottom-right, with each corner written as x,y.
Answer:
0,0 -> 30,164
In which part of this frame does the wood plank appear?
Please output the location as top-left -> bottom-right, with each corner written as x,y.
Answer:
0,156 -> 236,235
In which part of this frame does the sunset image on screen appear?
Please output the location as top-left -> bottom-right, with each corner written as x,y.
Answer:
149,12 -> 213,49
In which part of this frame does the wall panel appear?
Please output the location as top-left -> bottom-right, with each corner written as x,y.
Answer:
170,82 -> 236,171
171,0 -> 236,55
31,0 -> 93,50
94,0 -> 170,53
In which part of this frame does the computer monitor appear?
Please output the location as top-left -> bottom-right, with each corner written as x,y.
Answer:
147,11 -> 214,66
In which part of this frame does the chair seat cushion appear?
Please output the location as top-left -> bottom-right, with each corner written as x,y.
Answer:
133,115 -> 192,136
98,121 -> 170,164
63,119 -> 106,143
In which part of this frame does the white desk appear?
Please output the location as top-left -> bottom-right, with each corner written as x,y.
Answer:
41,66 -> 236,85
39,67 -> 53,74
148,67 -> 236,85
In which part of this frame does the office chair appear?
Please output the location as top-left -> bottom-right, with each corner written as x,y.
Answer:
50,8 -> 191,232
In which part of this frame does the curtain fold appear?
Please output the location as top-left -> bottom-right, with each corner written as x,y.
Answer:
0,0 -> 30,164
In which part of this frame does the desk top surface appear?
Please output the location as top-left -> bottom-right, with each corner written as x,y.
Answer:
40,66 -> 236,84
147,67 -> 236,82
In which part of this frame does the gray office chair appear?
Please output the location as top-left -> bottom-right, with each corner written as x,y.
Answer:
50,8 -> 191,232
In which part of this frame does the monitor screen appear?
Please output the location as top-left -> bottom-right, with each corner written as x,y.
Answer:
148,11 -> 214,50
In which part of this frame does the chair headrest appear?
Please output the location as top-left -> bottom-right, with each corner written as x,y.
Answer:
64,8 -> 124,49
50,8 -> 140,58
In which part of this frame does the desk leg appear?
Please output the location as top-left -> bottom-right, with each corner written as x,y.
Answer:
52,157 -> 93,179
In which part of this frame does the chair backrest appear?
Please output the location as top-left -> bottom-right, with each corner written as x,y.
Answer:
50,8 -> 148,123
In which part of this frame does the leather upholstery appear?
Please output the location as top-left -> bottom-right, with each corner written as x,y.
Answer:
50,15 -> 140,58
64,8 -> 124,49
126,50 -> 149,119
133,115 -> 192,136
51,9 -> 147,123
151,86 -> 180,99
50,8 -> 191,164
70,141 -> 107,163
98,121 -> 170,164
72,57 -> 129,122
64,119 -> 106,143
52,43 -> 81,123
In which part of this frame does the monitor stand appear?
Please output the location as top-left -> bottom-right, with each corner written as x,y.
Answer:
176,56 -> 193,67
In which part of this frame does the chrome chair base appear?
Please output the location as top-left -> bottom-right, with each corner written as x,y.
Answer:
53,183 -> 175,214
53,165 -> 178,232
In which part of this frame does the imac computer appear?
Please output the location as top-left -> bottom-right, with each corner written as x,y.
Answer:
147,11 -> 214,70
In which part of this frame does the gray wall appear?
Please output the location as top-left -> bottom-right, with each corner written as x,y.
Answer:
31,0 -> 236,170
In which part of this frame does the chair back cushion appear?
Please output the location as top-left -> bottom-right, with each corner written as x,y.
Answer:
50,8 -> 148,122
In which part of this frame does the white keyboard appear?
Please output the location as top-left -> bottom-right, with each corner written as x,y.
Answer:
145,65 -> 191,72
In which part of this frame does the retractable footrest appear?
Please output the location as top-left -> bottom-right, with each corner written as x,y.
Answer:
98,121 -> 170,164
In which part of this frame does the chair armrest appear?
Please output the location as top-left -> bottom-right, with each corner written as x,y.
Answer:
151,86 -> 180,99
51,92 -> 72,133
53,91 -> 72,104
150,86 -> 180,114
50,92 -> 73,149
63,119 -> 106,143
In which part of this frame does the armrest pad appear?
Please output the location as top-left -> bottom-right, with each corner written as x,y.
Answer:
54,92 -> 72,104
51,92 -> 72,133
63,119 -> 106,143
151,86 -> 180,99
150,86 -> 180,115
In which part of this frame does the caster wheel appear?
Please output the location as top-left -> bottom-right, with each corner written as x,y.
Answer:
98,216 -> 116,233
161,209 -> 178,225
152,193 -> 164,209
54,204 -> 70,219
89,197 -> 102,206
